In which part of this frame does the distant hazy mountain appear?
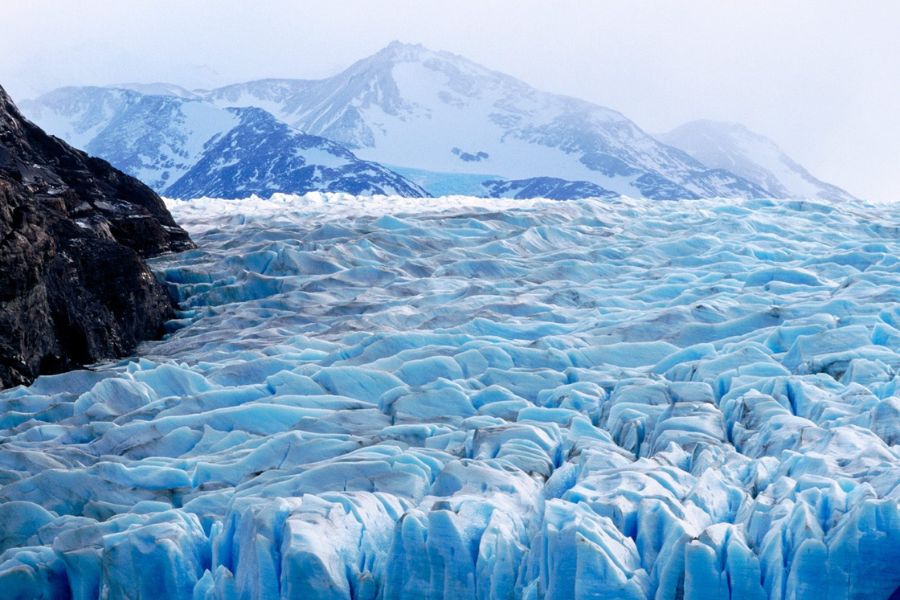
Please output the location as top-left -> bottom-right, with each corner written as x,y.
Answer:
20,87 -> 427,199
201,42 -> 767,200
656,120 -> 859,202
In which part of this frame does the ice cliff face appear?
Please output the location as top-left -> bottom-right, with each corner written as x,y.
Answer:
656,120 -> 859,203
203,42 -> 768,200
19,87 -> 427,199
3,194 -> 900,599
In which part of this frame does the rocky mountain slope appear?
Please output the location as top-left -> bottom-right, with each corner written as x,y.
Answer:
21,87 -> 427,199
656,120 -> 859,202
0,85 -> 193,388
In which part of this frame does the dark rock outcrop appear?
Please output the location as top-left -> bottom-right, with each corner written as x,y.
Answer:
0,85 -> 194,388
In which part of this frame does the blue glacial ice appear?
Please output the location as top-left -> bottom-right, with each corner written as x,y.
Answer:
3,192 -> 900,599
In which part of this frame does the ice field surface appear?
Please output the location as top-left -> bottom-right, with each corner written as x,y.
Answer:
3,193 -> 900,599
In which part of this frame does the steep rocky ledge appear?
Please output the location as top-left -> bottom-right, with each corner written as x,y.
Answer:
0,85 -> 194,388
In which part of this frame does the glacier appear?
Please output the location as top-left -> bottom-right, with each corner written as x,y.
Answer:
2,193 -> 900,600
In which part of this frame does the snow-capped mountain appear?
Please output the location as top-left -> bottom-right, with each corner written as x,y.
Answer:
656,120 -> 859,202
23,44 -> 855,203
20,87 -> 427,199
202,42 -> 768,200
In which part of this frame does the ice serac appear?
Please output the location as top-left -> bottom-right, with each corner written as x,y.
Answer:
0,84 -> 193,388
3,193 -> 900,599
656,120 -> 859,202
20,87 -> 427,199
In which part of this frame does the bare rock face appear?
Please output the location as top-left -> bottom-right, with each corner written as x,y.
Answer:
0,85 -> 194,388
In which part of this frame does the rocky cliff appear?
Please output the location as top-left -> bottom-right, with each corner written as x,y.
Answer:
0,85 -> 193,388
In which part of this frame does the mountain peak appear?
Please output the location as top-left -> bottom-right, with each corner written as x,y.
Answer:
187,49 -> 767,200
373,40 -> 431,62
0,85 -> 25,131
363,41 -> 483,73
22,44 -> 855,203
385,40 -> 423,51
667,119 -> 773,144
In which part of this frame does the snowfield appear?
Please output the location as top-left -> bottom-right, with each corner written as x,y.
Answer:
3,193 -> 900,600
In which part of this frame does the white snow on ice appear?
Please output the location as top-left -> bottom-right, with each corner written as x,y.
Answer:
2,194 -> 900,600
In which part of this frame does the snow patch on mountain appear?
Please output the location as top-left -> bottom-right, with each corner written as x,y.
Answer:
19,86 -> 137,150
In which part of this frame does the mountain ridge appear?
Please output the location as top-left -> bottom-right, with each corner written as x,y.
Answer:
656,119 -> 858,202
20,87 -> 428,199
200,41 -> 769,200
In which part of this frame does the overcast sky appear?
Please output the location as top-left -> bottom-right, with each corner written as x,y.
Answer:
1,0 -> 897,201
